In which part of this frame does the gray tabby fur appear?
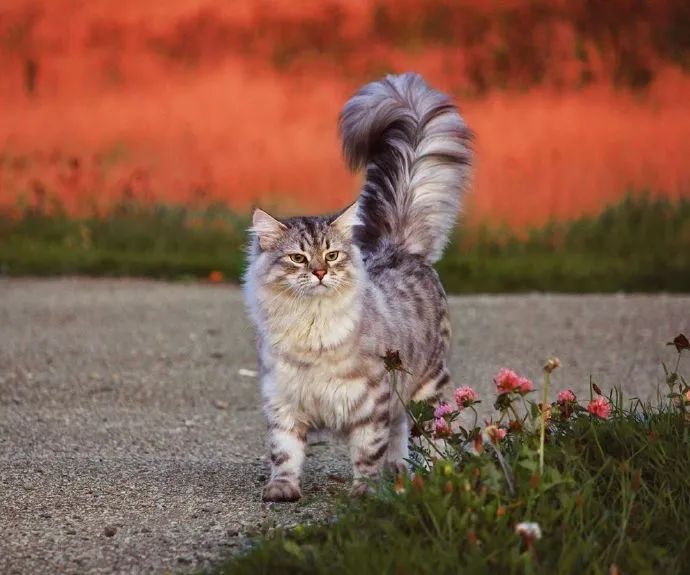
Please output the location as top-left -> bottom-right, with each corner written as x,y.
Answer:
243,73 -> 472,501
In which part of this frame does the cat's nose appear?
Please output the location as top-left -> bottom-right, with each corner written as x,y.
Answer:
312,269 -> 327,281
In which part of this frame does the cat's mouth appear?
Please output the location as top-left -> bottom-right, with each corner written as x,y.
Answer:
307,281 -> 334,294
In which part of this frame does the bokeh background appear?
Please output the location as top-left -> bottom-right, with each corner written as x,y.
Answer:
1,0 -> 689,291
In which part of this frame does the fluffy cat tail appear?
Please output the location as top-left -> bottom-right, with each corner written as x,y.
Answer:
339,73 -> 472,263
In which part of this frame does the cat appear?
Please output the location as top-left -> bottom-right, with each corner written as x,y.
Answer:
244,72 -> 472,501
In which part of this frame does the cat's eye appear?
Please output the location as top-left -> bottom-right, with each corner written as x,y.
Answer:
325,251 -> 339,262
289,253 -> 307,264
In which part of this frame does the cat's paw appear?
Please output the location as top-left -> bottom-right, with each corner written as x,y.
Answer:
262,479 -> 301,502
350,480 -> 373,497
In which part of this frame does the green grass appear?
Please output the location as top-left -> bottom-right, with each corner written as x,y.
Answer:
212,383 -> 690,574
0,202 -> 249,281
438,193 -> 690,293
1,193 -> 689,292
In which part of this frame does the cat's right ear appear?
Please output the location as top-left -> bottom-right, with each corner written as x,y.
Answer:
252,209 -> 287,250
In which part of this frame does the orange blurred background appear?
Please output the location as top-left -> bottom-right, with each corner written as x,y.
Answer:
1,0 -> 689,227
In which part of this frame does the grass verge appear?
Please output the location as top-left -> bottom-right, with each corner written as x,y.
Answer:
211,348 -> 690,574
1,193 -> 688,292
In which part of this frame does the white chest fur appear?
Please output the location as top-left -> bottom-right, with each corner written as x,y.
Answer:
263,358 -> 371,430
249,284 -> 373,430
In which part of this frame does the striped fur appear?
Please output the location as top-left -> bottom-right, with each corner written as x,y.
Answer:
243,73 -> 472,501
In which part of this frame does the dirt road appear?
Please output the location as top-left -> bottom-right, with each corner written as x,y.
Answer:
1,279 -> 687,573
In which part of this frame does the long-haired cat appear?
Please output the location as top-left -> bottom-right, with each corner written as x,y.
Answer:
244,73 -> 472,501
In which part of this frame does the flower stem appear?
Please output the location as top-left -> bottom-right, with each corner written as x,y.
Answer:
538,371 -> 550,475
490,442 -> 516,498
519,395 -> 532,428
469,405 -> 478,432
390,369 -> 447,462
508,403 -> 522,426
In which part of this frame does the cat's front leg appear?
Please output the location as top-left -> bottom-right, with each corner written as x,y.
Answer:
263,417 -> 308,502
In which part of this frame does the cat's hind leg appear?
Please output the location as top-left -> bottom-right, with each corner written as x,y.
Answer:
347,386 -> 392,494
384,413 -> 410,474
411,365 -> 451,403
409,365 -> 453,469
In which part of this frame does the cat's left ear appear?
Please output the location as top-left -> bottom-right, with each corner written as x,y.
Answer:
252,208 -> 287,250
330,202 -> 360,234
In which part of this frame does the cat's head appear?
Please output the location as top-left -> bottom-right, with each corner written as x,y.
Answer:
247,203 -> 362,298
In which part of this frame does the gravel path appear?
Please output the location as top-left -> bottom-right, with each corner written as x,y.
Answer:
1,278 -> 687,574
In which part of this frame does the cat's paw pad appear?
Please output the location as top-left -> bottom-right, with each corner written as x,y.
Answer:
262,479 -> 301,502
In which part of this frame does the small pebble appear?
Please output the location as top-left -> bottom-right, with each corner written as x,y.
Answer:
103,526 -> 117,537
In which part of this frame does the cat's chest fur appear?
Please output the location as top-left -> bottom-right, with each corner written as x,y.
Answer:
257,291 -> 378,429
269,357 -> 371,429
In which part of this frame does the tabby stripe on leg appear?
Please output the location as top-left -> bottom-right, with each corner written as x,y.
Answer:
270,451 -> 290,466
355,443 -> 388,469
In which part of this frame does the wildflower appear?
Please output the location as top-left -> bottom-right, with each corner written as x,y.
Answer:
381,350 -> 403,372
433,402 -> 453,419
495,368 -> 521,395
473,434 -> 484,454
485,424 -> 507,445
208,270 -> 224,283
587,396 -> 611,419
543,357 -> 561,373
433,417 -> 451,437
556,389 -> 577,419
684,389 -> 690,403
667,333 -> 690,353
538,402 -> 552,422
394,474 -> 406,494
517,377 -> 534,395
557,389 -> 576,403
454,386 -> 478,409
515,521 -> 542,542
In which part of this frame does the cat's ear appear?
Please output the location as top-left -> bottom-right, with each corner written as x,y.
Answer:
252,208 -> 287,250
330,202 -> 360,234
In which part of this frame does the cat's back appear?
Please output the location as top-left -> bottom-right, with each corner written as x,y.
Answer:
365,247 -> 446,304
363,247 -> 448,340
